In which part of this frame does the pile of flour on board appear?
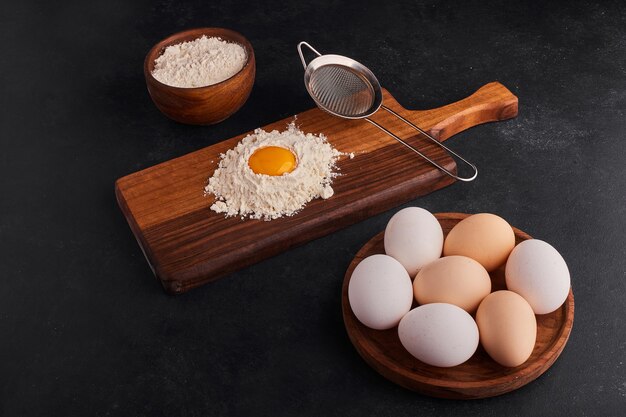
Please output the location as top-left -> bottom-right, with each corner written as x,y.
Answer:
205,122 -> 349,221
152,35 -> 246,88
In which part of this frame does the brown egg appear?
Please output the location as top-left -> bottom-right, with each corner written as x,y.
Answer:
413,255 -> 491,313
476,290 -> 537,367
443,213 -> 515,272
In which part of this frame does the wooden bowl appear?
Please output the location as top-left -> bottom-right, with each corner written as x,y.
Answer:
342,212 -> 574,399
144,28 -> 255,125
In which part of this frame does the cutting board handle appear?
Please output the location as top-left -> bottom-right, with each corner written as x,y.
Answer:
408,82 -> 518,142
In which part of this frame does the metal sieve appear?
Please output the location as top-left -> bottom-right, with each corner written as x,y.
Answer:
297,42 -> 478,182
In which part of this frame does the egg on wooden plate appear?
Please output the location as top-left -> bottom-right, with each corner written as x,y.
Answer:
506,239 -> 571,314
476,290 -> 537,367
398,303 -> 479,367
384,207 -> 444,277
443,213 -> 515,272
348,254 -> 413,330
413,255 -> 491,314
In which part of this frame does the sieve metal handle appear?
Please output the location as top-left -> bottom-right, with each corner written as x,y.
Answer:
297,42 -> 322,69
366,105 -> 478,182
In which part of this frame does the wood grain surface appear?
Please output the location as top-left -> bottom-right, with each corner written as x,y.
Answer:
341,212 -> 575,399
115,83 -> 518,293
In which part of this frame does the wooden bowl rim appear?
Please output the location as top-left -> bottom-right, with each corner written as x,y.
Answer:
342,212 -> 575,398
143,27 -> 255,92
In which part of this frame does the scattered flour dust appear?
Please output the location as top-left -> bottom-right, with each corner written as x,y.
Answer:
204,122 -> 345,221
152,35 -> 246,88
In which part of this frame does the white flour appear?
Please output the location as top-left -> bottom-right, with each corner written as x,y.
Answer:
152,35 -> 246,88
204,122 -> 343,221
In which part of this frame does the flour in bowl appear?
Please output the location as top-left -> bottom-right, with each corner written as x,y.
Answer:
204,122 -> 343,221
152,35 -> 246,88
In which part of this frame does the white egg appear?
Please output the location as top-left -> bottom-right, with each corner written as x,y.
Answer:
398,303 -> 479,367
384,207 -> 443,277
348,254 -> 413,330
505,239 -> 570,315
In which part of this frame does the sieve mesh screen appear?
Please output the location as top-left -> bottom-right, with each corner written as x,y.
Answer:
308,64 -> 375,117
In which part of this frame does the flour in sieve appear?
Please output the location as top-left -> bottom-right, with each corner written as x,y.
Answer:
204,122 -> 343,220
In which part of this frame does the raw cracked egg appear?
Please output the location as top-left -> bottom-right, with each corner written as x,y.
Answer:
476,290 -> 537,367
384,207 -> 443,277
398,303 -> 479,367
205,122 -> 342,220
413,255 -> 491,313
348,254 -> 413,330
248,146 -> 297,176
443,213 -> 515,272
506,239 -> 570,314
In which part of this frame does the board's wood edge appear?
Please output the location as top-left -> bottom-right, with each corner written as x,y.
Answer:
115,179 -> 160,285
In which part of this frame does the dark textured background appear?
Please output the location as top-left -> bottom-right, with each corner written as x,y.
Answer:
1,0 -> 625,415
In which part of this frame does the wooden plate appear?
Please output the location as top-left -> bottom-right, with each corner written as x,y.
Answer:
341,212 -> 574,399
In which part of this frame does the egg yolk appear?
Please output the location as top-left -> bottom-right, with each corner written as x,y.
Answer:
248,146 -> 297,176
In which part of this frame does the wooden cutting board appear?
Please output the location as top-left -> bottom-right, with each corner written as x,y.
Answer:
116,82 -> 518,294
